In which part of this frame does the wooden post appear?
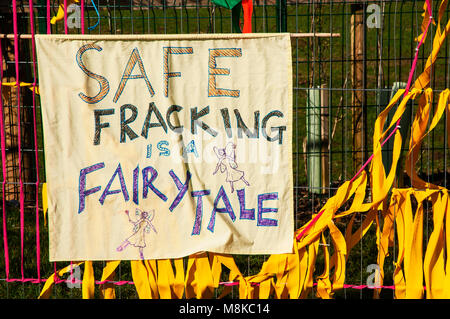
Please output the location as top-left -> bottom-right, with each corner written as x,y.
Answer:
0,11 -> 35,203
351,3 -> 366,172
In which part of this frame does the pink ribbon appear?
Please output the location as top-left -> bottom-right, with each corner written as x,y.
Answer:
46,0 -> 51,34
12,0 -> 26,281
64,0 -> 68,35
81,0 -> 85,34
1,276 -> 403,291
28,0 -> 42,284
0,39 -> 9,281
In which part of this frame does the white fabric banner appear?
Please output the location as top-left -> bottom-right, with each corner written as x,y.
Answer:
36,33 -> 293,261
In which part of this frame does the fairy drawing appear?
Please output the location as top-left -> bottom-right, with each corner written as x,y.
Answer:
213,142 -> 250,193
116,208 -> 157,260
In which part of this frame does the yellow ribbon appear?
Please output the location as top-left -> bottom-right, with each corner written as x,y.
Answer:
423,191 -> 448,298
185,253 -> 215,299
42,183 -> 48,226
100,261 -> 121,299
82,261 -> 95,299
157,258 -> 185,299
50,0 -> 79,24
2,81 -> 40,94
130,260 -> 152,299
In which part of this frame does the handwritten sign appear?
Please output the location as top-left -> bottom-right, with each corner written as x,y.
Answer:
36,34 -> 293,261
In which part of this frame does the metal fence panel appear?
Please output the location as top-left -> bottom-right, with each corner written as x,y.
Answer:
0,0 -> 448,298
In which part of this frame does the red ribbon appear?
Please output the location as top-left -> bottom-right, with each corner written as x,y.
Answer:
241,0 -> 253,33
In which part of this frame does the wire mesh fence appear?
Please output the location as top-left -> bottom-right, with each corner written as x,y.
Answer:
0,0 -> 448,298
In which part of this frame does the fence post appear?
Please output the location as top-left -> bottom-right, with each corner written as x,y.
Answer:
320,85 -> 329,193
37,0 -> 47,34
276,0 -> 287,32
351,3 -> 366,173
307,86 -> 328,194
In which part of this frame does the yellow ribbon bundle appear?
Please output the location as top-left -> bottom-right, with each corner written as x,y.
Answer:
1,81 -> 40,95
39,0 -> 450,299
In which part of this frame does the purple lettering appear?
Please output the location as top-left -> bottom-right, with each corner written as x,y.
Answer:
257,193 -> 278,226
191,190 -> 210,235
142,166 -> 167,201
237,188 -> 255,220
133,165 -> 139,205
207,186 -> 235,233
99,163 -> 129,205
169,169 -> 191,212
78,162 -> 105,214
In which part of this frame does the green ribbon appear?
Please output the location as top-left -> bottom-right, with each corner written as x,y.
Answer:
211,0 -> 243,33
